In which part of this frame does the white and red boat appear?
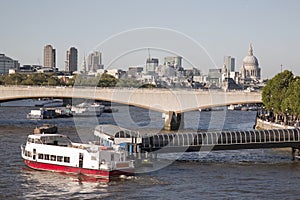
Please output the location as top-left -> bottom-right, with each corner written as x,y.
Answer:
21,133 -> 134,182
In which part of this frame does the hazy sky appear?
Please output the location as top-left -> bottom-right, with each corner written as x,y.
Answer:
1,0 -> 300,78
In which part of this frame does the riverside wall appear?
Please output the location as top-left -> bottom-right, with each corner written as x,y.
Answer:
255,118 -> 295,130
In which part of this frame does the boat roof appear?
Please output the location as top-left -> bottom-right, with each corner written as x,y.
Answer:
28,133 -> 69,139
94,124 -> 139,138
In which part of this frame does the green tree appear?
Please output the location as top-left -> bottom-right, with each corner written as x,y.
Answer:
97,74 -> 118,87
262,70 -> 295,123
282,77 -> 300,121
3,73 -> 26,85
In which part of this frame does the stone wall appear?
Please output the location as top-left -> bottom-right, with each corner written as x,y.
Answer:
255,118 -> 295,130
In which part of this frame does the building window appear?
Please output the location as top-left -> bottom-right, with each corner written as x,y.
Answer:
57,156 -> 63,162
64,156 -> 70,163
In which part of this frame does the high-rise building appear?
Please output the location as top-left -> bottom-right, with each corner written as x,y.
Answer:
146,58 -> 159,75
88,51 -> 103,72
44,44 -> 56,69
0,53 -> 20,74
224,56 -> 235,72
65,47 -> 78,73
164,56 -> 182,69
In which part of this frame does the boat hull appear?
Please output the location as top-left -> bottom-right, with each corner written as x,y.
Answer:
24,159 -> 134,181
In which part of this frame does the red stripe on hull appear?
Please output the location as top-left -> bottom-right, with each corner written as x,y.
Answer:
24,159 -> 134,180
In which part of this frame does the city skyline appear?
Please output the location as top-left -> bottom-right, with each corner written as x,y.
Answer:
1,0 -> 300,78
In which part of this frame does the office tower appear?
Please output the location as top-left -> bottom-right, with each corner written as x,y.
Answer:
164,56 -> 182,69
224,56 -> 235,72
65,47 -> 78,73
44,44 -> 56,69
146,58 -> 159,75
88,51 -> 103,72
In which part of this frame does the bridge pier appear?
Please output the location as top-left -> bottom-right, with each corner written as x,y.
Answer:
164,111 -> 184,131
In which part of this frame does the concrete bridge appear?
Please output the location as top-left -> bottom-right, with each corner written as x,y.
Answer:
0,86 -> 262,130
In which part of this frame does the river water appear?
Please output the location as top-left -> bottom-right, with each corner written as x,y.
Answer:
1,106 -> 300,199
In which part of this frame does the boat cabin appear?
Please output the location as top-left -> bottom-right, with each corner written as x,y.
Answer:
27,134 -> 72,147
94,125 -> 142,147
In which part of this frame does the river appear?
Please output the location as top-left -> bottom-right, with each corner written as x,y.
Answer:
0,106 -> 300,199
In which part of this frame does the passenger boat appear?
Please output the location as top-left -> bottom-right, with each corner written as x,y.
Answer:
71,102 -> 104,117
21,133 -> 134,181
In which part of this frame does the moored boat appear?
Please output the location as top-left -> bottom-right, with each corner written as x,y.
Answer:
33,124 -> 58,134
71,102 -> 104,117
21,132 -> 134,182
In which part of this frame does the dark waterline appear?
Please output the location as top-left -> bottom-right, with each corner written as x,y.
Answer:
0,106 -> 299,199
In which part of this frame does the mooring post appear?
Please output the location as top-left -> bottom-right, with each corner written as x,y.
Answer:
292,147 -> 296,161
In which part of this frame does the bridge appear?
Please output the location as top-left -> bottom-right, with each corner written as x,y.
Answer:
141,128 -> 300,154
0,86 -> 262,130
95,125 -> 300,161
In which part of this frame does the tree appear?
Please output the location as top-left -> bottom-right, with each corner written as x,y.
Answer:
282,77 -> 300,121
3,73 -> 26,85
262,70 -> 295,123
97,74 -> 117,87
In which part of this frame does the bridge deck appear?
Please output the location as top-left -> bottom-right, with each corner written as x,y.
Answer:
140,128 -> 300,153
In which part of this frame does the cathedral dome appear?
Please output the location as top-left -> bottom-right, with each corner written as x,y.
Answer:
242,44 -> 259,67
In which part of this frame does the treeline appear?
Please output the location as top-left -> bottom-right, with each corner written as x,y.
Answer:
0,73 -> 156,88
0,73 -> 74,86
262,70 -> 300,123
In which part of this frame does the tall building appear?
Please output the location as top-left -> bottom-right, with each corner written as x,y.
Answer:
146,58 -> 159,75
80,55 -> 87,74
128,66 -> 143,78
224,56 -> 235,72
0,53 -> 20,74
44,44 -> 56,69
164,56 -> 182,69
240,44 -> 261,81
65,47 -> 78,73
88,51 -> 103,72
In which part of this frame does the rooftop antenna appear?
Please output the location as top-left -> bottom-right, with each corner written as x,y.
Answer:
148,48 -> 151,60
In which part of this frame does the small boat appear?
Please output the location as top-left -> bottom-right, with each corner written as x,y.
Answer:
34,124 -> 58,134
228,104 -> 242,110
27,108 -> 58,119
71,102 -> 104,117
21,132 -> 134,182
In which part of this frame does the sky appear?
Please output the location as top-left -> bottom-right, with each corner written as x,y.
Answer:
1,0 -> 300,78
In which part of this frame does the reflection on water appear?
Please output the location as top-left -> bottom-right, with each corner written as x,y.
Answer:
1,106 -> 300,199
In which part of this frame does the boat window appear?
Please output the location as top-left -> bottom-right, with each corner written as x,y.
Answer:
34,139 -> 42,144
25,151 -> 28,157
27,138 -> 34,143
38,154 -> 44,159
50,155 -> 56,161
57,156 -> 63,162
64,157 -> 70,163
28,151 -> 32,157
44,154 -> 50,160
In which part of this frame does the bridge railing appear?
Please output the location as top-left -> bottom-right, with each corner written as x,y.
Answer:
141,128 -> 300,150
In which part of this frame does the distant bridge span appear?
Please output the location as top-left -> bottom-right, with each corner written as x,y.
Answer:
0,86 -> 262,113
0,86 -> 262,130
